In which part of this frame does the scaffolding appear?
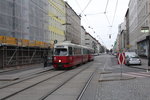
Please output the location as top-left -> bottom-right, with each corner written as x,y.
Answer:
0,0 -> 53,69
0,45 -> 53,69
0,0 -> 67,69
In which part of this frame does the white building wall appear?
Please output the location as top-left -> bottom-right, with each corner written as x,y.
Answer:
128,0 -> 150,56
128,0 -> 138,50
81,26 -> 86,46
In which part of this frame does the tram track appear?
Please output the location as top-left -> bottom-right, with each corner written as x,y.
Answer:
39,65 -> 91,100
0,68 -> 53,89
0,65 -> 44,75
0,70 -> 67,100
39,63 -> 96,100
76,68 -> 97,100
0,62 -> 93,100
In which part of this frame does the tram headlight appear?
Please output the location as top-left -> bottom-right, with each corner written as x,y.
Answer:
59,60 -> 61,62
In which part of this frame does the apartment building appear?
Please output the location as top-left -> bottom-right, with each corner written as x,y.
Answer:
81,26 -> 86,46
48,0 -> 66,44
85,32 -> 101,53
118,22 -> 127,51
65,2 -> 81,45
0,0 -> 66,68
128,0 -> 150,56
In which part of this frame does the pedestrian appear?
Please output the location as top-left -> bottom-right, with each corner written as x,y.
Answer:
43,54 -> 48,67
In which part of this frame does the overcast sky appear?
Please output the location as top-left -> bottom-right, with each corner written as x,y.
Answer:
65,0 -> 130,49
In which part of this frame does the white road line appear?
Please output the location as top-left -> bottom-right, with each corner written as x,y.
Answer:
123,72 -> 150,77
123,73 -> 143,78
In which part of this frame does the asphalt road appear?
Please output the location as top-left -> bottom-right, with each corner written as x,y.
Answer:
1,54 -> 150,100
81,54 -> 150,100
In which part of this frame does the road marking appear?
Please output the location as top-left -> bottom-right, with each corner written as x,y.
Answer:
123,73 -> 143,78
123,72 -> 150,78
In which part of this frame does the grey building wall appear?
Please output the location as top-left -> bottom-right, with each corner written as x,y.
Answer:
128,0 -> 138,50
65,2 -> 81,45
125,9 -> 130,49
0,0 -> 49,42
81,26 -> 86,46
85,32 -> 99,53
118,22 -> 127,51
85,32 -> 93,48
128,0 -> 150,56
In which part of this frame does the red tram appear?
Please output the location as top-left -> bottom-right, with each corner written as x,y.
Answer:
52,41 -> 94,69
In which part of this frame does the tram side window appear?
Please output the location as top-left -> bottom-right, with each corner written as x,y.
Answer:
87,50 -> 91,54
83,49 -> 86,54
83,49 -> 88,54
88,49 -> 93,54
74,48 -> 81,55
54,48 -> 67,56
68,47 -> 73,56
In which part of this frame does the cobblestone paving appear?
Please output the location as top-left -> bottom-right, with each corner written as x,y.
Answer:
81,55 -> 150,100
97,77 -> 150,100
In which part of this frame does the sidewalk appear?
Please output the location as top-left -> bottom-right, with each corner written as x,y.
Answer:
0,64 -> 52,81
0,63 -> 43,73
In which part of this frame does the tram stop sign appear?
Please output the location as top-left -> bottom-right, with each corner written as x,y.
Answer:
118,53 -> 125,64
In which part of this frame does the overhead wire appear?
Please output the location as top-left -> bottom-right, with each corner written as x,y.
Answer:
105,14 -> 112,27
74,0 -> 82,11
104,0 -> 109,13
111,0 -> 118,26
72,0 -> 91,31
84,12 -> 106,16
77,0 -> 106,45
53,0 -> 107,46
80,0 -> 93,14
103,0 -> 118,40
75,0 -> 105,45
74,0 -> 95,32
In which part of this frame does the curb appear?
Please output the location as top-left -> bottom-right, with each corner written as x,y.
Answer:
98,76 -> 136,82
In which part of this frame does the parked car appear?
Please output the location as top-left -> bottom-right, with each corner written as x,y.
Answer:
113,52 -> 117,58
125,52 -> 142,66
93,53 -> 99,56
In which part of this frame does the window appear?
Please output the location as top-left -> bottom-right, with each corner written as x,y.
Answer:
83,48 -> 88,54
85,43 -> 90,45
74,47 -> 81,55
54,48 -> 67,56
68,47 -> 73,55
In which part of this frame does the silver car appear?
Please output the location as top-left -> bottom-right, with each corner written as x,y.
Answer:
125,52 -> 142,66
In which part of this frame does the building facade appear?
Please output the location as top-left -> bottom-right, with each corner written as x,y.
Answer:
81,26 -> 86,46
128,0 -> 138,51
128,0 -> 150,57
0,0 -> 66,68
85,32 -> 100,53
118,22 -> 127,51
65,2 -> 81,45
125,9 -> 130,49
48,0 -> 66,45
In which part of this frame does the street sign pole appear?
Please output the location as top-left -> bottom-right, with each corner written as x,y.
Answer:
121,64 -> 122,77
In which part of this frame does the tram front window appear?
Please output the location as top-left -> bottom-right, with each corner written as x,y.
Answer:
54,48 -> 68,56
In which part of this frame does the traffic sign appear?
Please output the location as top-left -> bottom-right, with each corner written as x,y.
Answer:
118,53 -> 125,64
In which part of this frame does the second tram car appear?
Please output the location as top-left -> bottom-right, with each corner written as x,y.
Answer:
52,41 -> 94,69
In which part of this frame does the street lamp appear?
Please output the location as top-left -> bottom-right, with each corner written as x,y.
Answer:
141,26 -> 150,66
